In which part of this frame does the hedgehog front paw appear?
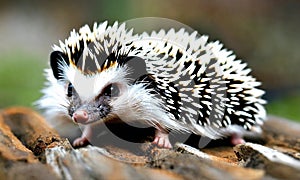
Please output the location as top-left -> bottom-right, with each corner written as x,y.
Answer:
152,129 -> 172,149
73,136 -> 89,147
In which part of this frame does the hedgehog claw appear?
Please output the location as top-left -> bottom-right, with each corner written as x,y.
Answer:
73,136 -> 89,147
152,129 -> 172,149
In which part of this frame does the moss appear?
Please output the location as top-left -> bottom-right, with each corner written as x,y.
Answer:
0,52 -> 46,108
266,93 -> 300,122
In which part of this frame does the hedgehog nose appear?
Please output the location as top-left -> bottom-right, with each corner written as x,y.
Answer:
72,110 -> 89,123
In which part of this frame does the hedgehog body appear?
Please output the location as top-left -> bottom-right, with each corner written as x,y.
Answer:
37,21 -> 266,148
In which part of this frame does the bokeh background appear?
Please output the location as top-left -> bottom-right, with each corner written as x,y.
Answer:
0,0 -> 299,122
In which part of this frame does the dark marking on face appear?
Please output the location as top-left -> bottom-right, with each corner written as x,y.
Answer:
101,83 -> 120,98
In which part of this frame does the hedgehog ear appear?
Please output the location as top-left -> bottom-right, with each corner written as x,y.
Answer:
50,51 -> 69,80
124,56 -> 148,83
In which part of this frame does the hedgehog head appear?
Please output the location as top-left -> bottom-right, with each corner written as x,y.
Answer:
42,22 -> 167,126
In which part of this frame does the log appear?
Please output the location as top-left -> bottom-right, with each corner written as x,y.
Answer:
0,107 -> 300,180
0,108 -> 58,179
3,107 -> 61,151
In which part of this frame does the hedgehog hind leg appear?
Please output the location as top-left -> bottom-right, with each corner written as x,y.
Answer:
152,125 -> 172,149
230,133 -> 245,145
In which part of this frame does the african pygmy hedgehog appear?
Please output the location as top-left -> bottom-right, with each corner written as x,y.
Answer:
37,21 -> 266,148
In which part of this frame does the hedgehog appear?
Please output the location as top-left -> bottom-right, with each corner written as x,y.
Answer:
37,21 -> 266,148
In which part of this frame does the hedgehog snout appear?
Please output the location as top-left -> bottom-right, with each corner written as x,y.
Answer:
72,110 -> 89,123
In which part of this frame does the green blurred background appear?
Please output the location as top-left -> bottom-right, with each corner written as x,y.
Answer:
0,0 -> 299,122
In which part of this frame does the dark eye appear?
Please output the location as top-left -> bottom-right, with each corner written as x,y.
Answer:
103,84 -> 120,97
67,83 -> 73,97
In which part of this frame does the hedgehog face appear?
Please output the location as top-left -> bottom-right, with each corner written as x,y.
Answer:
49,50 -> 127,124
48,50 -> 160,125
65,81 -> 116,124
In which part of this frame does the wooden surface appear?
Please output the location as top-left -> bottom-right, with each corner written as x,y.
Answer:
0,107 -> 299,180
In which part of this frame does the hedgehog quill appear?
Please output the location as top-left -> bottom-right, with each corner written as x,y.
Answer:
37,21 -> 266,148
